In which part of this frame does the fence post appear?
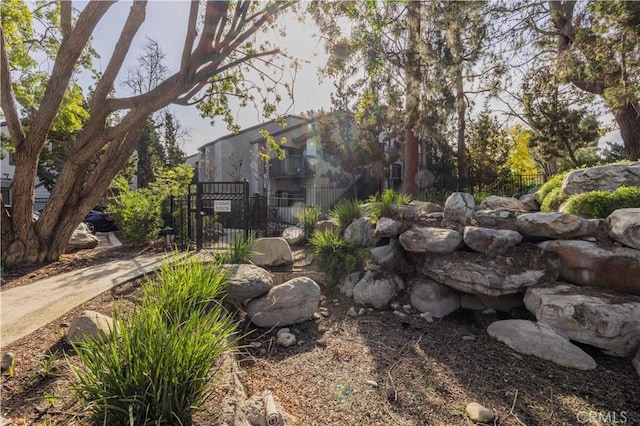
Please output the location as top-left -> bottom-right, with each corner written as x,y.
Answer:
243,179 -> 249,240
196,182 -> 203,251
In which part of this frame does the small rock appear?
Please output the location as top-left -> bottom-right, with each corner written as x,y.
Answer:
319,307 -> 330,317
482,309 -> 497,315
393,311 -> 407,318
249,341 -> 262,349
465,402 -> 494,423
402,304 -> 412,312
1,352 -> 15,371
462,335 -> 476,341
276,332 -> 297,347
366,380 -> 379,387
420,312 -> 434,323
390,302 -> 400,310
347,307 -> 359,318
358,308 -> 367,316
317,324 -> 327,334
276,328 -> 290,337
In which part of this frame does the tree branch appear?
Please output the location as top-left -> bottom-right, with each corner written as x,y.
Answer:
90,1 -> 147,114
180,0 -> 200,79
0,26 -> 26,147
60,0 -> 72,39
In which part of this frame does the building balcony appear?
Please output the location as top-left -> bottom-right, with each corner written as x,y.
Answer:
269,155 -> 316,180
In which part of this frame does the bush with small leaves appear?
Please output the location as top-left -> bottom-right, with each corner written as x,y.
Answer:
563,186 -> 640,218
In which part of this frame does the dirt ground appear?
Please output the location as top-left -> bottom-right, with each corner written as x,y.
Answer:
1,244 -> 639,426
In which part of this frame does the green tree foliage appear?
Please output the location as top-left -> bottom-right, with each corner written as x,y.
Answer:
466,111 -> 513,191
522,67 -> 601,171
550,0 -> 640,160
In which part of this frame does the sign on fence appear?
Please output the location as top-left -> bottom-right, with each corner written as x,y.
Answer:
214,200 -> 232,212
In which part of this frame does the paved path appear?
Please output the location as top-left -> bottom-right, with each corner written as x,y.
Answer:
1,250 -> 172,349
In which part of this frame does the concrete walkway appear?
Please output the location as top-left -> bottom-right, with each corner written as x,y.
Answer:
1,250 -> 174,349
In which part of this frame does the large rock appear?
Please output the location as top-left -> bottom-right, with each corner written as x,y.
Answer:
249,237 -> 293,267
223,264 -> 272,306
487,319 -> 597,370
65,230 -> 99,252
524,283 -> 640,357
463,226 -> 522,257
442,192 -> 475,231
370,238 -> 411,273
399,227 -> 463,255
538,240 -> 640,295
374,217 -> 406,238
282,226 -> 305,245
344,217 -> 377,247
352,271 -> 404,309
607,208 -> 640,250
420,245 -> 559,296
475,209 -> 520,230
246,277 -> 321,328
516,212 -> 600,240
409,279 -> 459,318
562,162 -> 640,195
479,196 -> 525,212
67,310 -> 116,345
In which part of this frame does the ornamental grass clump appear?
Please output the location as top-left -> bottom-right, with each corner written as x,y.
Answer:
329,199 -> 361,234
309,228 -> 366,286
72,255 -> 238,425
366,189 -> 412,221
297,206 -> 322,239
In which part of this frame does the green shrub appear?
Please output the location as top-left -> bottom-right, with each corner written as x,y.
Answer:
297,206 -> 322,238
329,199 -> 361,233
563,186 -> 640,218
309,229 -> 366,287
108,165 -> 193,244
366,189 -> 412,220
536,172 -> 566,204
540,186 -> 569,212
72,255 -> 237,425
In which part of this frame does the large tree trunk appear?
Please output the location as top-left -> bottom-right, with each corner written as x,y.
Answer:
615,102 -> 640,161
455,66 -> 468,190
403,0 -> 420,196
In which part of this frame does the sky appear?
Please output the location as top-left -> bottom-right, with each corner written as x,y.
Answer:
88,1 -> 334,157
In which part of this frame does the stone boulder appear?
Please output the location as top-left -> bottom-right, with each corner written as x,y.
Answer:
442,192 -> 475,231
374,217 -> 406,238
607,208 -> 640,250
516,212 -> 600,240
562,162 -> 640,195
409,200 -> 443,214
475,209 -> 520,230
67,310 -> 116,345
409,279 -> 460,318
344,217 -> 377,247
519,193 -> 540,212
249,237 -> 293,268
487,319 -> 597,370
314,219 -> 340,234
420,244 -> 559,296
463,226 -> 522,257
222,264 -> 272,307
246,277 -> 321,328
524,283 -> 640,357
399,227 -> 463,255
65,230 -> 99,252
370,238 -> 408,272
538,240 -> 640,295
352,271 -> 404,309
633,349 -> 640,380
479,196 -> 525,212
282,226 -> 305,245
